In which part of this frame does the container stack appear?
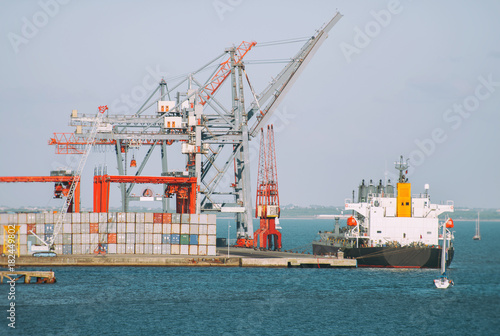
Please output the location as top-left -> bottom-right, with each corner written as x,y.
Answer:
0,212 -> 217,256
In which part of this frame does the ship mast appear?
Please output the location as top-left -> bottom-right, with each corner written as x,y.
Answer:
394,155 -> 409,183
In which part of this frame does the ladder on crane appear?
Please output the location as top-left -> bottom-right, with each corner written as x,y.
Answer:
30,105 -> 108,256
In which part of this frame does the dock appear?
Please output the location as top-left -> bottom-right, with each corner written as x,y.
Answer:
0,248 -> 356,268
0,271 -> 56,284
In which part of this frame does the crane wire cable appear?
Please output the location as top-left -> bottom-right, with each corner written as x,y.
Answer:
254,36 -> 311,47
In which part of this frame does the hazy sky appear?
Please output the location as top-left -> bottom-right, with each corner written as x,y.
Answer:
1,0 -> 499,209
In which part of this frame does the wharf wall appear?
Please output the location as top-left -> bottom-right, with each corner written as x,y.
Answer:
0,212 -> 217,256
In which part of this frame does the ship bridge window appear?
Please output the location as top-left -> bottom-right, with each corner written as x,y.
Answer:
427,231 -> 432,235
377,230 -> 382,234
405,202 -> 409,206
403,233 -> 406,238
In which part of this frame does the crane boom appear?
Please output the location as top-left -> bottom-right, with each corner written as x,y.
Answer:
248,12 -> 343,137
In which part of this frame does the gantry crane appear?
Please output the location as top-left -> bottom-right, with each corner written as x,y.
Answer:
47,12 -> 343,243
254,125 -> 281,250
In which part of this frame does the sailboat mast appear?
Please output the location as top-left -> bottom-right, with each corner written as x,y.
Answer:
441,223 -> 447,274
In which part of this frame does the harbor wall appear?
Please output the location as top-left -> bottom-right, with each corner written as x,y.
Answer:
0,212 -> 217,256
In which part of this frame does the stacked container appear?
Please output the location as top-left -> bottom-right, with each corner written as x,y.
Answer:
0,212 -> 217,256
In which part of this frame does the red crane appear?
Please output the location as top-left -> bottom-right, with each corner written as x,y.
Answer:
254,125 -> 282,251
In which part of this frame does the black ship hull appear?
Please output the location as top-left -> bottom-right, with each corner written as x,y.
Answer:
312,243 -> 454,268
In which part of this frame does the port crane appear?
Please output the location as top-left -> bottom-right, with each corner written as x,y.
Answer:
254,125 -> 282,250
29,106 -> 108,256
46,12 -> 343,243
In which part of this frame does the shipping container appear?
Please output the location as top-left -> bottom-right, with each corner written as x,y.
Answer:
117,212 -> 126,223
207,214 -> 217,224
81,244 -> 91,254
135,243 -> 144,254
107,244 -> 117,254
145,212 -> 153,223
20,235 -> 27,245
117,233 -> 126,244
136,223 -> 145,233
180,245 -> 189,255
35,213 -> 45,224
62,244 -> 72,255
162,213 -> 172,224
162,224 -> 171,234
17,213 -> 27,224
53,245 -> 61,255
72,234 -> 82,244
80,212 -> 90,224
189,245 -> 198,255
198,224 -> 208,235
189,224 -> 199,235
198,214 -> 208,224
27,223 -> 36,234
161,244 -> 171,254
107,233 -> 117,244
63,233 -> 72,245
171,244 -> 180,255
153,213 -> 163,224
72,223 -> 81,234
207,246 -> 216,255
144,234 -> 153,244
89,212 -> 99,224
180,234 -> 190,245
153,244 -> 162,254
208,224 -> 216,235
153,234 -> 162,245
99,212 -> 107,223
198,234 -> 208,245
171,223 -> 180,234
126,222 -> 135,233
36,223 -> 45,234
107,222 -> 117,233
126,244 -> 135,254
153,223 -> 162,233
63,223 -> 72,233
72,212 -> 81,224
171,213 -> 180,224
126,233 -> 136,244
90,223 -> 99,234
208,235 -> 217,246
144,223 -> 153,234
189,234 -> 198,245
99,222 -> 108,233
27,213 -> 36,224
181,224 -> 190,234
55,234 -> 63,244
117,244 -> 126,254
44,213 -> 54,224
135,233 -> 145,244
81,233 -> 90,244
171,234 -> 180,244
98,233 -> 107,244
108,213 -> 117,223
45,224 -> 55,234
126,212 -> 135,223
81,224 -> 90,234
136,213 -> 145,223
117,223 -> 126,233
181,214 -> 190,223
198,245 -> 207,256
162,234 -> 171,244
144,244 -> 153,254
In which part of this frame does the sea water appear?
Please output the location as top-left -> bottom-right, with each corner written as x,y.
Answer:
2,220 -> 498,335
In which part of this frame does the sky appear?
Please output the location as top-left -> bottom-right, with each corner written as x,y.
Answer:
1,0 -> 499,209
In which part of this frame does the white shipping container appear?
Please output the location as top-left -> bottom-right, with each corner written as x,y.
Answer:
145,234 -> 153,244
171,214 -> 180,224
126,234 -> 136,244
135,243 -> 144,254
162,224 -> 171,234
208,224 -> 216,235
198,245 -> 207,256
198,224 -> 207,235
107,222 -> 117,233
134,224 -> 143,234
170,244 -> 180,255
20,235 -> 27,245
19,224 -> 27,234
117,244 -> 126,254
207,214 -> 217,224
126,244 -> 135,254
108,244 -> 117,254
72,244 -> 82,254
99,223 -> 108,233
99,213 -> 107,223
198,214 -> 208,224
153,223 -> 162,233
107,213 -> 117,223
180,245 -> 189,255
126,212 -> 135,223
189,245 -> 198,255
181,224 -> 190,234
36,224 -> 45,234
54,245 -> 62,255
55,235 -> 63,244
153,244 -> 162,254
72,212 -> 81,224
117,223 -> 126,233
34,213 -> 44,224
144,244 -> 153,254
161,244 -> 171,255
207,235 -> 216,246
81,234 -> 90,244
189,224 -> 199,235
81,224 -> 90,234
80,212 -> 90,223
72,234 -> 81,244
89,213 -> 99,224
117,212 -> 126,223
171,224 -> 180,234
135,233 -> 145,244
72,223 -> 81,234
0,214 -> 6,224
27,213 -> 36,224
144,223 -> 153,234
117,233 -> 126,244
135,213 -> 145,223
153,234 -> 162,244
126,223 -> 135,233
207,246 -> 216,255
63,223 -> 72,233
18,213 -> 27,224
145,212 -> 153,223
198,235 -> 208,245
44,213 -> 54,224
181,214 -> 190,223
90,234 -> 99,244
81,244 -> 91,254
98,233 -> 107,244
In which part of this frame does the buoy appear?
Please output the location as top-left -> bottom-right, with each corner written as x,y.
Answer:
445,218 -> 454,228
130,155 -> 137,167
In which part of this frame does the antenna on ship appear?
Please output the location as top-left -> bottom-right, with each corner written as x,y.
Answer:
394,155 -> 409,183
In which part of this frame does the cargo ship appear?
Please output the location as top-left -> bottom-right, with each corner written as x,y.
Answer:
313,156 -> 455,268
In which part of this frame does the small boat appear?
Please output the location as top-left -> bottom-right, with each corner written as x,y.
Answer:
473,212 -> 481,240
434,220 -> 454,289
